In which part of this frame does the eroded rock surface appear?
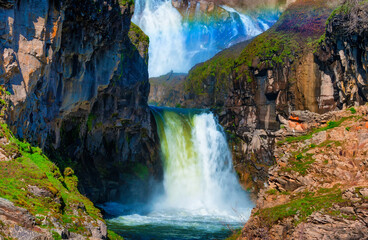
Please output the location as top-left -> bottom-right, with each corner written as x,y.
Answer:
0,0 -> 161,204
239,105 -> 368,239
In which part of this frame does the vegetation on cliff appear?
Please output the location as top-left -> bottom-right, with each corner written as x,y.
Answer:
0,119 -> 122,239
184,0 -> 336,100
239,105 -> 368,239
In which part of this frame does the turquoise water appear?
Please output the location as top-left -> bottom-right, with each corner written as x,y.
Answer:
103,202 -> 246,240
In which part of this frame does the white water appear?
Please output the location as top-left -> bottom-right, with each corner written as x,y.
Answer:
154,110 -> 252,213
132,0 -> 280,77
103,108 -> 254,239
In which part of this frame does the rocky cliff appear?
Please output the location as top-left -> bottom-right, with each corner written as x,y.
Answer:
149,0 -> 368,196
149,0 -> 344,193
236,2 -> 368,237
238,105 -> 368,239
0,116 -> 122,239
315,0 -> 368,110
0,0 -> 161,204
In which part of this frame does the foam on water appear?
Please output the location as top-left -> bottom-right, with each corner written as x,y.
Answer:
102,108 -> 254,239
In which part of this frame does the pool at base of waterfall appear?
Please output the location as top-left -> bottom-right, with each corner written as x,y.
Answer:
102,107 -> 254,239
102,202 -> 250,240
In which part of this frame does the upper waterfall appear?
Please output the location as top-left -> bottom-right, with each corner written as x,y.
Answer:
132,0 -> 281,77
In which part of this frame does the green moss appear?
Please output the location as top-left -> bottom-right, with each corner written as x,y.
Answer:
183,0 -> 334,104
52,231 -> 62,240
349,107 -> 357,114
266,189 -> 278,195
0,122 -> 104,233
128,23 -> 149,61
133,163 -> 149,181
87,114 -> 97,132
118,0 -> 134,7
283,153 -> 315,176
257,190 -> 346,226
108,230 -> 124,240
185,41 -> 249,96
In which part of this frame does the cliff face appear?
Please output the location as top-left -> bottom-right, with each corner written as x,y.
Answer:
235,1 -> 368,238
240,105 -> 368,240
0,0 -> 161,203
149,0 -> 368,194
0,120 -> 113,239
150,0 -> 340,193
315,1 -> 368,110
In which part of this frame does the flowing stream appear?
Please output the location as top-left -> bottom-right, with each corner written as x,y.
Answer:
103,107 -> 254,239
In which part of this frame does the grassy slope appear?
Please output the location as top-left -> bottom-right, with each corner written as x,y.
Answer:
185,40 -> 251,95
0,121 -> 122,239
185,0 -> 338,96
255,109 -> 365,227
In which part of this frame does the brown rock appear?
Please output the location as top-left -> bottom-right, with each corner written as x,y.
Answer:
0,197 -> 35,228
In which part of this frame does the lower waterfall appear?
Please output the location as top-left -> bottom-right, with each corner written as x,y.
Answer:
103,107 -> 254,240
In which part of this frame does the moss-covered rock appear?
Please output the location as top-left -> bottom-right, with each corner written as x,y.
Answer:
0,121 -> 121,239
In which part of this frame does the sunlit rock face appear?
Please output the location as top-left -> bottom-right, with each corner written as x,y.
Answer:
0,0 -> 161,203
133,0 -> 284,77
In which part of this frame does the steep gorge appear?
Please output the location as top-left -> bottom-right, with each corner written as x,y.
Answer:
148,0 -> 368,194
1,0 -> 368,239
148,0 -> 368,238
0,0 -> 161,205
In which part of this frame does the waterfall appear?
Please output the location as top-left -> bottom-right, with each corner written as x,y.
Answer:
132,0 -> 280,77
151,107 -> 253,213
103,107 -> 254,239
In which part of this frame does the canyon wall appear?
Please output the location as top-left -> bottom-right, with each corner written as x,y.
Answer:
0,0 -> 161,203
148,0 -> 368,194
149,0 -> 343,192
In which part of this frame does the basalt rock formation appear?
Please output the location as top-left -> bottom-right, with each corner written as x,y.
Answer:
0,0 -> 161,205
315,1 -> 368,110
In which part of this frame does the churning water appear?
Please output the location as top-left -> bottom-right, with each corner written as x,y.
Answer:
132,0 -> 280,77
103,108 -> 254,240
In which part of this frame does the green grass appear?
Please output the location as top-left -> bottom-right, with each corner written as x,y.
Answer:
278,116 -> 351,145
108,230 -> 124,240
256,190 -> 346,226
283,153 -> 315,176
0,122 -> 103,234
52,231 -> 62,240
225,229 -> 242,240
185,40 -> 249,96
87,114 -> 97,132
182,0 -> 335,107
